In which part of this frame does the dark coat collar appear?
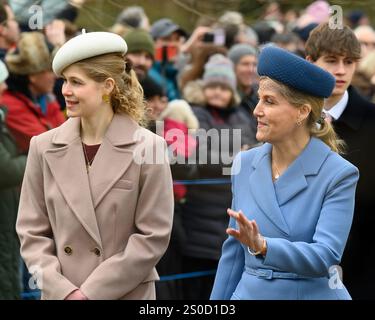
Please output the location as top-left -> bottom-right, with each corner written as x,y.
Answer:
336,86 -> 374,131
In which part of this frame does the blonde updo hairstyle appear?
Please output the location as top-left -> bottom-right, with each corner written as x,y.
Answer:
260,76 -> 345,154
73,52 -> 147,126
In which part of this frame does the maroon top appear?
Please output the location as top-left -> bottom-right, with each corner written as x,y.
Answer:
82,143 -> 101,166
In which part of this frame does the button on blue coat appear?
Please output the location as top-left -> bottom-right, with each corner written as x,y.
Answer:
210,137 -> 359,300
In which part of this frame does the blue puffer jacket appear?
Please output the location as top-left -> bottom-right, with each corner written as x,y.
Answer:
149,61 -> 180,101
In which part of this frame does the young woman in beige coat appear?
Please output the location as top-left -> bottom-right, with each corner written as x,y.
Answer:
16,31 -> 174,300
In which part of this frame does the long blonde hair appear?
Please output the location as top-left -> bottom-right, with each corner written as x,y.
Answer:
74,53 -> 147,126
261,77 -> 345,153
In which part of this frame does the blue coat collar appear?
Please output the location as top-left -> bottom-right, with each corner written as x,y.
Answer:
251,137 -> 331,175
249,137 -> 331,235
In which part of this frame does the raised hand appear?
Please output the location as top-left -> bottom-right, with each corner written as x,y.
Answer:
226,208 -> 266,254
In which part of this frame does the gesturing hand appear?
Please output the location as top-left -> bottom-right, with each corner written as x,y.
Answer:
226,208 -> 266,254
45,19 -> 66,47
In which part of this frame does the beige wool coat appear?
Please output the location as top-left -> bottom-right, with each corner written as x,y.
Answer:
16,113 -> 174,300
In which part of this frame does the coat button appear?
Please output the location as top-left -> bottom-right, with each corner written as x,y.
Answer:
91,247 -> 101,257
64,246 -> 73,255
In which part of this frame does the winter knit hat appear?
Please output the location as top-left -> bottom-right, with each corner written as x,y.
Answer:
228,43 -> 258,65
140,76 -> 165,100
124,28 -> 155,57
116,6 -> 148,29
150,18 -> 186,40
6,32 -> 52,75
203,54 -> 236,92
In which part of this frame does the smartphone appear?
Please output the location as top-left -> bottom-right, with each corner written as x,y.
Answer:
202,29 -> 226,46
202,32 -> 215,43
155,45 -> 178,62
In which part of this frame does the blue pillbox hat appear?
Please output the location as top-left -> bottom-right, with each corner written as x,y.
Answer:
257,45 -> 335,98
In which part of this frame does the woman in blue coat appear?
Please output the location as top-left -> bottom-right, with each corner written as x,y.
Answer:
210,46 -> 359,300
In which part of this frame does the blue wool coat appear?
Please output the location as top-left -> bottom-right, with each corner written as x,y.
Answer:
210,137 -> 359,300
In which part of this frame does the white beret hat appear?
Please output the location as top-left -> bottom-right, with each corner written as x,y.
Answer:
0,60 -> 9,83
52,30 -> 128,76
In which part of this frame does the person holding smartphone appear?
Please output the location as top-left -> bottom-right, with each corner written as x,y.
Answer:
149,18 -> 187,101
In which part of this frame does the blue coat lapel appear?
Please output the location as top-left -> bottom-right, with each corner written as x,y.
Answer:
250,143 -> 290,235
275,137 -> 331,206
274,162 -> 307,206
249,138 -> 331,235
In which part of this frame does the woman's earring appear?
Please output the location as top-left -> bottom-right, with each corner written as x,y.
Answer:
102,94 -> 110,104
297,118 -> 302,126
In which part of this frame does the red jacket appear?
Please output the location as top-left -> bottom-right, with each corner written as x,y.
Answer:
163,118 -> 197,201
1,90 -> 65,153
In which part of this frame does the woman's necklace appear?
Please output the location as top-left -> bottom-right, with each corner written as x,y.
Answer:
82,142 -> 94,173
274,163 -> 280,180
272,157 -> 281,181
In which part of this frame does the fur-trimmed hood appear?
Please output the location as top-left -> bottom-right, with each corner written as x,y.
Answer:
5,32 -> 52,75
182,79 -> 240,107
182,80 -> 206,106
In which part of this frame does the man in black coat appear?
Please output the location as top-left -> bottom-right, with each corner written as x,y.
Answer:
306,22 -> 375,299
334,87 -> 375,299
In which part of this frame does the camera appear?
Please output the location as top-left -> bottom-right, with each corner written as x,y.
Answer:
155,45 -> 178,62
